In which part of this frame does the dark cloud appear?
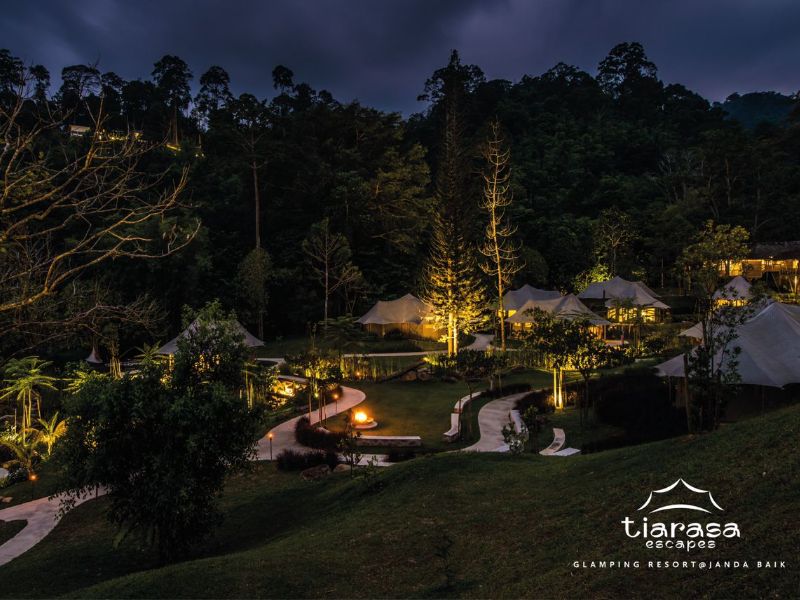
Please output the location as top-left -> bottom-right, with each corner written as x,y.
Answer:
3,0 -> 799,114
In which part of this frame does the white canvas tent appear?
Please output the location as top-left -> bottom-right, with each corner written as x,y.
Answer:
506,294 -> 610,327
502,284 -> 562,312
357,294 -> 439,339
579,276 -> 667,308
157,319 -> 264,355
656,302 -> 800,387
713,276 -> 752,302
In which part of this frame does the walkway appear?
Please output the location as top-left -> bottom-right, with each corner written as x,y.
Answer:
465,333 -> 494,351
0,490 -> 102,567
255,385 -> 366,460
461,392 -> 529,452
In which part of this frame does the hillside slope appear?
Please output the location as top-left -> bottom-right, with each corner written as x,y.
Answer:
3,405 -> 799,599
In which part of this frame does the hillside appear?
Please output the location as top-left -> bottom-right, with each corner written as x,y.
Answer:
2,404 -> 799,598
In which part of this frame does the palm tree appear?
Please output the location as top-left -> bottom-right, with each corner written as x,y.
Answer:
0,357 -> 58,438
34,412 -> 68,457
0,433 -> 40,477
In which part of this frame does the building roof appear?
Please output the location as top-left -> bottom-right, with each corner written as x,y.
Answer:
356,294 -> 432,325
657,302 -> 800,387
506,294 -> 610,326
750,241 -> 800,260
579,276 -> 669,309
502,284 -> 562,311
157,318 -> 264,355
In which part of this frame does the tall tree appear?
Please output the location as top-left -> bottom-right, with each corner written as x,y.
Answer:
302,218 -> 363,326
479,119 -> 521,350
423,213 -> 485,354
152,55 -> 192,146
195,65 -> 233,127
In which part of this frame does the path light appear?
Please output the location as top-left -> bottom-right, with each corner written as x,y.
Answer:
28,472 -> 38,482
268,432 -> 273,460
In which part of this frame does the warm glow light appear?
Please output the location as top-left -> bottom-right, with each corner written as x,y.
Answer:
354,411 -> 368,424
28,473 -> 38,482
268,432 -> 273,439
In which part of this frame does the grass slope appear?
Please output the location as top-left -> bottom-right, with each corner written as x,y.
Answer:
3,404 -> 799,598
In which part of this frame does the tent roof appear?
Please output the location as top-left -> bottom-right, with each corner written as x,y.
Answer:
503,284 -> 562,311
656,302 -> 800,387
713,276 -> 752,301
356,293 -> 431,326
579,276 -> 668,309
157,318 -> 264,355
507,294 -> 610,326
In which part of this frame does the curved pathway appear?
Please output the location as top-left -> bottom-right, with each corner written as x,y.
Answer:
465,333 -> 494,351
255,385 -> 366,460
462,392 -> 529,452
0,490 -> 102,567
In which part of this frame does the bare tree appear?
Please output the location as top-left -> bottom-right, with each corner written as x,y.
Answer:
479,120 -> 521,351
0,72 -> 198,333
302,218 -> 363,327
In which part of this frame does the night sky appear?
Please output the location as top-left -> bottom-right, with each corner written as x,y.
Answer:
4,0 -> 799,114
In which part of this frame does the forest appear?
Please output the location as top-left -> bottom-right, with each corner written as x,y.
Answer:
1,41 -> 799,359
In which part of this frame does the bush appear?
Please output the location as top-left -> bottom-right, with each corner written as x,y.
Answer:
276,449 -> 339,471
515,388 -> 557,415
0,465 -> 29,488
294,417 -> 344,450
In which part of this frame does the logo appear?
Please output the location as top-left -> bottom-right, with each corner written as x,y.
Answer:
622,479 -> 740,551
637,478 -> 724,514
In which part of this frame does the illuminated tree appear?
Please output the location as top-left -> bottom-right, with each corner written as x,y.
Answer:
479,120 -> 522,351
423,213 -> 486,355
0,357 -> 57,438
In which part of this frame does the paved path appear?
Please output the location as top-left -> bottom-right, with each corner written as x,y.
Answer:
256,385 -> 366,460
465,333 -> 494,351
462,392 -> 529,452
0,490 -> 102,567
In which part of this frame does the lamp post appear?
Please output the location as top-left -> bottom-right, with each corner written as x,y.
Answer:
268,432 -> 273,461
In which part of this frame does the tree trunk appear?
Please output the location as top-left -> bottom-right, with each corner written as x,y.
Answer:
252,161 -> 261,249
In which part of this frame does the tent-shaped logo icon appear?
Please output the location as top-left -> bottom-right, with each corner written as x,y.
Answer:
637,479 -> 724,514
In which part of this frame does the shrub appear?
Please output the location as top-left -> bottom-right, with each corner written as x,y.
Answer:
515,388 -> 557,415
276,449 -> 339,471
294,417 -> 344,450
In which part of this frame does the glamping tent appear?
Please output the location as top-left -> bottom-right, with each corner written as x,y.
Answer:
157,318 -> 264,355
656,302 -> 800,387
578,276 -> 669,323
356,294 -> 439,340
506,293 -> 609,336
713,276 -> 752,306
502,284 -> 562,316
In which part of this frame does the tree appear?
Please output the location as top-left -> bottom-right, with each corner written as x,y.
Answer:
195,66 -> 233,127
230,93 -> 270,248
0,357 -> 57,438
33,412 -> 67,457
593,207 -> 634,275
302,218 -> 363,326
152,55 -> 192,147
522,311 -> 572,409
236,247 -> 272,339
568,322 -> 608,427
678,221 -> 754,431
423,213 -> 486,355
57,302 -> 264,561
479,119 -> 522,351
0,71 -> 197,335
286,343 -> 342,423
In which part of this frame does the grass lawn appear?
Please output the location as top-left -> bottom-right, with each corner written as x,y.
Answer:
1,402 -> 797,598
0,462 -> 63,508
0,519 -> 26,545
327,369 -> 556,453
